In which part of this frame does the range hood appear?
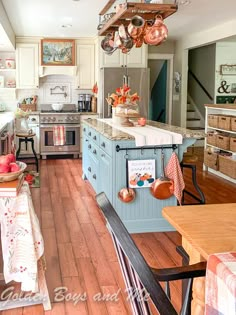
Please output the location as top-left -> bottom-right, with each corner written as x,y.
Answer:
39,66 -> 78,77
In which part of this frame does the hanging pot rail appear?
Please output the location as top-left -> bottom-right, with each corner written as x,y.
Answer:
115,144 -> 177,152
98,2 -> 178,36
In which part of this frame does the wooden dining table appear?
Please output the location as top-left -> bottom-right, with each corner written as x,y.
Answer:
162,203 -> 236,315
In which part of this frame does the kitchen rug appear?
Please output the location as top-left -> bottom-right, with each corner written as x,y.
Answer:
24,170 -> 40,188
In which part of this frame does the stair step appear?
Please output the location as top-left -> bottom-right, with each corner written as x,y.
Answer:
187,118 -> 200,121
187,109 -> 195,112
187,127 -> 205,130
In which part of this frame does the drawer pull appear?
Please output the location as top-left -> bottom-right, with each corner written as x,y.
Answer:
101,154 -> 105,157
101,142 -> 106,147
85,139 -> 88,142
88,132 -> 91,136
93,149 -> 97,154
93,174 -> 96,180
88,144 -> 91,149
88,167 -> 91,172
93,136 -> 97,140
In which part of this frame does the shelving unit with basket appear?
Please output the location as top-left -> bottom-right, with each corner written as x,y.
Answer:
204,104 -> 236,183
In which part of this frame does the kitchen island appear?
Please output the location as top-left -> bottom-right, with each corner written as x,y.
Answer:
82,119 -> 204,233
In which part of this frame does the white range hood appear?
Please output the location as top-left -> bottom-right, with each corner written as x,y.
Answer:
39,66 -> 78,77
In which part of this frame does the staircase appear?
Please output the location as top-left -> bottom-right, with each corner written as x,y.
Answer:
186,103 -> 205,147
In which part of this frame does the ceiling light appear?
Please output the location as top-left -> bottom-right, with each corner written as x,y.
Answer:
61,24 -> 72,28
178,0 -> 191,5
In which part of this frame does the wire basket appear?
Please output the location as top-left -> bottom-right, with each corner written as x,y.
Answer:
219,155 -> 236,179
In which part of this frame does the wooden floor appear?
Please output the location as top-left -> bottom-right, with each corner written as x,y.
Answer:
1,148 -> 236,314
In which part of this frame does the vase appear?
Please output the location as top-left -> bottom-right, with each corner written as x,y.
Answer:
112,107 -> 124,125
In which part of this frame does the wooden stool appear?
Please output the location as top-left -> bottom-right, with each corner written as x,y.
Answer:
16,133 -> 39,172
180,153 -> 205,205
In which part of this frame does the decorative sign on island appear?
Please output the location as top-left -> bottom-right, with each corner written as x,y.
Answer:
128,159 -> 155,188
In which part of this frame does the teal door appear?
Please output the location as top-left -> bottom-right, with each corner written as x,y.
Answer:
150,60 -> 167,123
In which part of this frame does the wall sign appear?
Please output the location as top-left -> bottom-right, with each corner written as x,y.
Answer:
220,64 -> 236,75
128,159 -> 155,188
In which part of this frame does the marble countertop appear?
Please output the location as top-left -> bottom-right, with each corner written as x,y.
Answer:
83,118 -> 205,141
0,112 -> 14,132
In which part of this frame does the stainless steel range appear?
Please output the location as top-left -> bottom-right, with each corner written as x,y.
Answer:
40,104 -> 80,159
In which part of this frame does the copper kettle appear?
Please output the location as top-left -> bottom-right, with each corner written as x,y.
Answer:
144,15 -> 168,46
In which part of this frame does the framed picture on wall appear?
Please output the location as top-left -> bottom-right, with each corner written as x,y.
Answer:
41,39 -> 75,66
220,64 -> 236,75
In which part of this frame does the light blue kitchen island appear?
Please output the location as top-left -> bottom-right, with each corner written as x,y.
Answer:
82,118 -> 204,233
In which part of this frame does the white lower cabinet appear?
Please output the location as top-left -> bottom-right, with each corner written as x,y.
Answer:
16,43 -> 39,89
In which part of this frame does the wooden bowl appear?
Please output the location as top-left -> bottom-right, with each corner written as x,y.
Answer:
0,161 -> 27,182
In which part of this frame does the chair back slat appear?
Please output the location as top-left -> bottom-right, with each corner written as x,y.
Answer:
96,192 -> 178,315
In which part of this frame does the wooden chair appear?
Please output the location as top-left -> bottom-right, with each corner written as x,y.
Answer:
96,192 -> 206,315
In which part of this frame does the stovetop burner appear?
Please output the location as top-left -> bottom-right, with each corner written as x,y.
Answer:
40,103 -> 78,113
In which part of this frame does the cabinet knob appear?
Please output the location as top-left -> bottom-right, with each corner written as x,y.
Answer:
101,142 -> 105,147
88,132 -> 91,136
83,128 -> 86,132
93,174 -> 96,180
85,139 -> 88,142
101,154 -> 105,157
88,167 -> 91,172
88,144 -> 91,149
93,149 -> 97,154
93,136 -> 96,140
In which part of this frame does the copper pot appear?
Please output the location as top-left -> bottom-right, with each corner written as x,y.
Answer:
118,157 -> 136,203
144,15 -> 168,46
150,150 -> 174,199
127,15 -> 145,40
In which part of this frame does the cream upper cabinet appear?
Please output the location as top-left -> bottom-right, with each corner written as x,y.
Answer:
16,43 -> 39,89
100,44 -> 147,68
76,44 -> 95,89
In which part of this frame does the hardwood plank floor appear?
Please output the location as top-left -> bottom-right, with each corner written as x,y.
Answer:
1,149 -> 236,314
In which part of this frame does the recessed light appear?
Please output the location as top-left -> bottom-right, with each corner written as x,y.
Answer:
61,24 -> 72,28
178,0 -> 191,5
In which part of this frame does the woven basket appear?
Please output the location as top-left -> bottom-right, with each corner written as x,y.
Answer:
204,150 -> 219,170
19,104 -> 36,112
216,134 -> 230,150
208,114 -> 219,128
230,137 -> 236,152
219,155 -> 236,179
207,132 -> 217,146
231,117 -> 236,132
218,115 -> 231,131
0,161 -> 27,182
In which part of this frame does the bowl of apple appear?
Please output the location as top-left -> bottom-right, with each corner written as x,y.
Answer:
0,154 -> 27,182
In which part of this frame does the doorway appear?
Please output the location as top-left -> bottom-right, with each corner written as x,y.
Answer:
148,53 -> 173,124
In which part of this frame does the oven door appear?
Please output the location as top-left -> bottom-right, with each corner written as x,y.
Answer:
40,124 -> 80,153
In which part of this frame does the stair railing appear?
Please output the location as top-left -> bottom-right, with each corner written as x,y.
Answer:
188,69 -> 213,101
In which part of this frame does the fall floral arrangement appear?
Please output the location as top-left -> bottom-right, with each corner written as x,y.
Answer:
106,84 -> 140,107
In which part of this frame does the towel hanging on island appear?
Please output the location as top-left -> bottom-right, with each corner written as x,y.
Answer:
165,152 -> 185,205
53,126 -> 66,146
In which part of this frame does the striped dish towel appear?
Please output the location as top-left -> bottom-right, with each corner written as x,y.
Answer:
205,252 -> 236,315
165,152 -> 185,205
53,126 -> 66,145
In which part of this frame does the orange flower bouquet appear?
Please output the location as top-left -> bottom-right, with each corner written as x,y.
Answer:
106,84 -> 140,107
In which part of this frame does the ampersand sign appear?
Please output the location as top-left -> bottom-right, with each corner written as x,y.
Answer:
218,80 -> 230,94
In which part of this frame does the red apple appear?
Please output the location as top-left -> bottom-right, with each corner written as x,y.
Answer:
0,155 -> 11,165
0,163 -> 10,173
7,153 -> 16,163
9,162 -> 20,172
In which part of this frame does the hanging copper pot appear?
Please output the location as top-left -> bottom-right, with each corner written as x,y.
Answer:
127,15 -> 145,40
150,150 -> 174,199
118,156 -> 136,203
144,15 -> 168,46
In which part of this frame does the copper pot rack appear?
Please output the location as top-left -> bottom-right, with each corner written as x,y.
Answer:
98,1 -> 178,36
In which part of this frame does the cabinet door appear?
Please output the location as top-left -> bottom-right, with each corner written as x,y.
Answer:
99,149 -> 112,201
82,134 -> 90,179
76,44 -> 95,89
100,48 -> 123,68
125,45 -> 147,68
100,44 -> 147,68
16,43 -> 39,88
